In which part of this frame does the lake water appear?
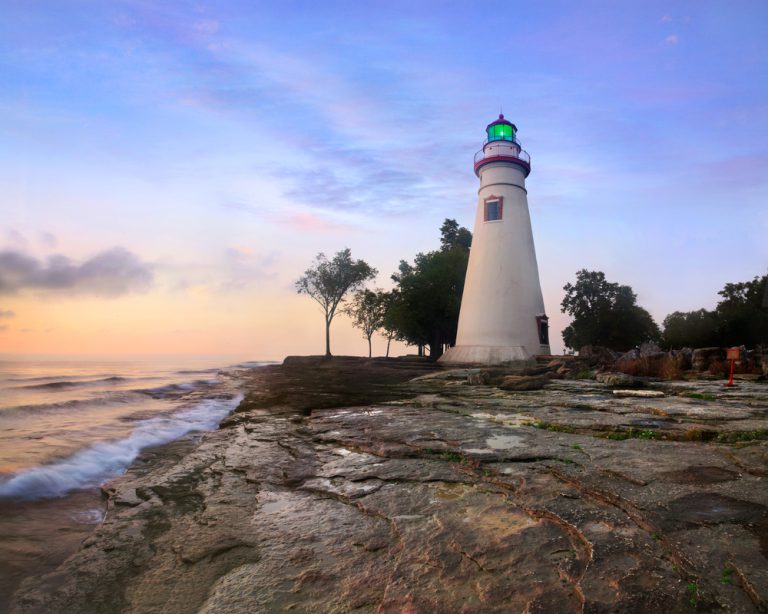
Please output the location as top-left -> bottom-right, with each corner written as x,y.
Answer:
0,358 -> 263,609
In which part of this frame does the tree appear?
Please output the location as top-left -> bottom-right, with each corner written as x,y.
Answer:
662,309 -> 719,349
388,220 -> 471,359
342,288 -> 388,357
561,269 -> 660,351
440,218 -> 472,251
296,249 -> 376,357
660,273 -> 768,350
715,274 -> 768,348
380,290 -> 400,358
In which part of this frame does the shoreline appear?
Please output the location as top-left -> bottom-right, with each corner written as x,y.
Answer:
8,357 -> 768,612
0,364 -> 254,611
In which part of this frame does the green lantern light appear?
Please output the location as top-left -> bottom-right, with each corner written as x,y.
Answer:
486,114 -> 517,142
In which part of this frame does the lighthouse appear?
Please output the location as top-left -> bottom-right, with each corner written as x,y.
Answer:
441,115 -> 550,364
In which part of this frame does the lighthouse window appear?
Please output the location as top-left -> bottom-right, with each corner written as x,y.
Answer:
484,197 -> 503,221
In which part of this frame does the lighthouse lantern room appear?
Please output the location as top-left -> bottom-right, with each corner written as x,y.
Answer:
440,115 -> 550,364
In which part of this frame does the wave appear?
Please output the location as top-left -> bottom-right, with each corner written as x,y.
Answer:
5,373 -> 120,383
17,376 -> 129,390
0,394 -> 243,501
232,361 -> 273,369
137,378 -> 219,398
175,368 -> 220,375
2,379 -> 224,415
1,392 -> 148,417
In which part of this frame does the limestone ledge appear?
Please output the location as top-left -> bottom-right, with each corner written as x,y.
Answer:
10,357 -> 768,613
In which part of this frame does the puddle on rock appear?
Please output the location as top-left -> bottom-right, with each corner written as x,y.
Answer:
658,466 -> 739,484
486,434 -> 524,449
665,492 -> 766,525
463,434 -> 524,455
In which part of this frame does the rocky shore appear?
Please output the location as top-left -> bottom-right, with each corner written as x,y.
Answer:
9,356 -> 768,613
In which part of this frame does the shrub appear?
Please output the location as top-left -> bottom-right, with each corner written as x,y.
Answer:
616,355 -> 683,380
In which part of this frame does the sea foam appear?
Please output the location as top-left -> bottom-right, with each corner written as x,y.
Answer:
0,394 -> 242,501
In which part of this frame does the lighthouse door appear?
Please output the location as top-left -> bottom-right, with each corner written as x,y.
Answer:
536,315 -> 549,345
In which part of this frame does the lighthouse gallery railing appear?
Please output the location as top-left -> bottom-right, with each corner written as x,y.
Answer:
474,140 -> 531,166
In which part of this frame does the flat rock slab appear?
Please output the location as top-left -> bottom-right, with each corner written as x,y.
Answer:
613,389 -> 665,398
10,358 -> 768,613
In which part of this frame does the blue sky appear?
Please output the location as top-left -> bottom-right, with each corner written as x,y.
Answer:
1,1 -> 767,358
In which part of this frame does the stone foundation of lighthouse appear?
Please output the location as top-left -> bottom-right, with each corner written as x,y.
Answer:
441,116 -> 550,364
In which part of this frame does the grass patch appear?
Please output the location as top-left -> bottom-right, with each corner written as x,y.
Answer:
687,581 -> 699,607
526,420 -> 576,434
423,448 -> 465,462
571,370 -> 595,380
721,566 -> 734,585
715,429 -> 768,444
682,392 -> 717,401
598,428 -> 660,441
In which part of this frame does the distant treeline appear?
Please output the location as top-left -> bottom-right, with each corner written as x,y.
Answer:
297,220 -> 768,358
561,269 -> 768,352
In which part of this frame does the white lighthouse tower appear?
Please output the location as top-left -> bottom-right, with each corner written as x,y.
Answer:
441,115 -> 550,364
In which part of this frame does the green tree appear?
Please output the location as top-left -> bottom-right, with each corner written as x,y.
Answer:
561,269 -> 660,351
342,288 -> 389,357
440,218 -> 472,251
296,248 -> 376,357
715,274 -> 768,347
388,219 -> 471,359
662,309 -> 719,349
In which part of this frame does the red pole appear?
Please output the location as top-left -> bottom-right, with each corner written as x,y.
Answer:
727,359 -> 735,387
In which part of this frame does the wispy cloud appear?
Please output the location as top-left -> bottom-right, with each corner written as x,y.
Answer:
221,199 -> 362,233
275,211 -> 359,233
0,309 -> 15,318
5,229 -> 28,248
0,247 -> 153,297
665,34 -> 679,45
39,232 -> 57,248
216,247 -> 279,291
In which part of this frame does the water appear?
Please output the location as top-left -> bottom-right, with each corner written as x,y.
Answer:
0,358 -> 263,608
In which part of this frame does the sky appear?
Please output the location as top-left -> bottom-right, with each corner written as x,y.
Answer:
1,0 -> 767,361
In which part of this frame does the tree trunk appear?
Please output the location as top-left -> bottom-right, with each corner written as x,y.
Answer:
429,333 -> 443,361
386,336 -> 391,358
325,316 -> 332,357
367,336 -> 372,358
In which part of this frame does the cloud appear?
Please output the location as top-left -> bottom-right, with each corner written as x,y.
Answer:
5,229 -> 28,248
275,211 -> 359,233
221,199 -> 362,233
660,15 -> 673,23
0,309 -> 15,318
218,247 -> 279,290
0,325 -> 7,332
0,247 -> 154,297
165,33 -> 466,218
665,35 -> 679,45
39,232 -> 58,248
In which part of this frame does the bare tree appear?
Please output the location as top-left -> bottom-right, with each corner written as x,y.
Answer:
296,249 -> 376,357
343,288 -> 388,357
